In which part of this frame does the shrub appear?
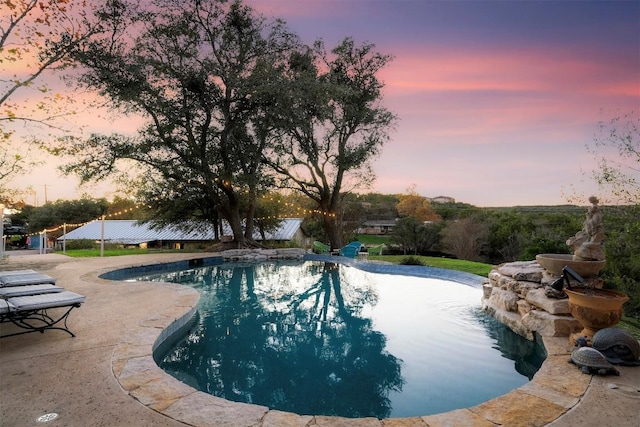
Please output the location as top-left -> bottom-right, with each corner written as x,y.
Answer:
520,237 -> 571,261
400,256 -> 424,266
63,239 -> 97,250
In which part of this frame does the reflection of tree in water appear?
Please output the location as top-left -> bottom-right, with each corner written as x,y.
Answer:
470,307 -> 546,379
158,262 -> 404,419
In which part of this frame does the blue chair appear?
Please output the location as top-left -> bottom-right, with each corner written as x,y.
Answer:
339,241 -> 362,258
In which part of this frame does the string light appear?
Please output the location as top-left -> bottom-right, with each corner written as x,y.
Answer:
30,201 -> 337,237
32,206 -> 145,236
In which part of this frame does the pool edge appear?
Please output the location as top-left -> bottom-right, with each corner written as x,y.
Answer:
108,256 -> 589,427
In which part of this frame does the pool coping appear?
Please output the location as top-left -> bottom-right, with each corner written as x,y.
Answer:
110,254 -> 593,427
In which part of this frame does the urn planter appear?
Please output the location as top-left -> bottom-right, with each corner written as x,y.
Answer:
564,287 -> 629,345
535,254 -> 606,277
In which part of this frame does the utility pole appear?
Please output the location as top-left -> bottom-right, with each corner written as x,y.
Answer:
0,204 -> 4,260
100,215 -> 105,257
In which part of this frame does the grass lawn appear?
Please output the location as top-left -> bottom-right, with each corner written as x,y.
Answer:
369,255 -> 493,276
355,235 -> 492,276
61,248 -> 183,257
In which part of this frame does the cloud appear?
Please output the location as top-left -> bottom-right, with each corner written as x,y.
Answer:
4,0 -> 638,207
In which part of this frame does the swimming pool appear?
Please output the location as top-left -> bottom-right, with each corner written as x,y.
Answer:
130,259 -> 545,419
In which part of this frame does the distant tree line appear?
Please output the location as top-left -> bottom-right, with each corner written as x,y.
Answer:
316,193 -> 639,319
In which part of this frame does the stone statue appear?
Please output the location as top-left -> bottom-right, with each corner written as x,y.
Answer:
566,196 -> 605,261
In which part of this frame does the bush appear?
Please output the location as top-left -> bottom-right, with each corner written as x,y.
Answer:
63,239 -> 97,250
520,237 -> 571,261
400,256 -> 424,266
602,206 -> 640,318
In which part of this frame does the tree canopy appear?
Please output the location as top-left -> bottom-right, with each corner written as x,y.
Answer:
264,38 -> 396,248
396,186 -> 441,222
45,0 -> 395,248
1,0 -> 101,204
52,0 -> 301,246
589,111 -> 639,204
25,197 -> 108,234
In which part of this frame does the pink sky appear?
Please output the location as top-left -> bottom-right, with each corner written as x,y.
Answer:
7,0 -> 640,207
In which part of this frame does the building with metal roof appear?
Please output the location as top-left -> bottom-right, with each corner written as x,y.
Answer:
56,219 -> 306,248
357,219 -> 398,235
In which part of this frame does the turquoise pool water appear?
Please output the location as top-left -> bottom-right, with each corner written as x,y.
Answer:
135,260 -> 545,419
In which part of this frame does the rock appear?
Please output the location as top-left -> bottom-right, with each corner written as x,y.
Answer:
482,283 -> 493,299
488,288 -> 520,312
261,410 -> 314,427
484,302 -> 534,340
488,270 -> 502,285
483,260 -> 593,341
502,276 -> 519,292
497,274 -> 515,289
541,270 -> 561,284
544,285 -> 567,299
582,276 -> 604,289
221,248 -> 305,262
275,248 -> 306,258
505,279 -> 542,297
517,299 -> 532,317
497,261 -> 544,282
526,288 -> 571,314
163,392 -> 269,427
522,310 -> 582,337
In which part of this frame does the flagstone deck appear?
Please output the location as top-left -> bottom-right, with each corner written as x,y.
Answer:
1,252 -> 639,426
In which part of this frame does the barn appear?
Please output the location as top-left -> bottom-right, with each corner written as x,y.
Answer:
56,219 -> 307,249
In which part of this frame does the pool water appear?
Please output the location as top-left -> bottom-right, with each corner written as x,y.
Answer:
138,260 -> 545,419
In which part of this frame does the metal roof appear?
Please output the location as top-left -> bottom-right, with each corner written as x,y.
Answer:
57,219 -> 304,244
362,219 -> 398,227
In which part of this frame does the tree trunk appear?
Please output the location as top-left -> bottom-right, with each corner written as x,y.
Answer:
324,215 -> 342,249
228,213 -> 245,247
219,196 -> 246,247
244,194 -> 256,241
212,211 -> 220,240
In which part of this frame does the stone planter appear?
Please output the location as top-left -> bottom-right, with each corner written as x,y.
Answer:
564,287 -> 629,345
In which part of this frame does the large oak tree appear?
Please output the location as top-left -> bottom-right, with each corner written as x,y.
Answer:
56,0 -> 299,246
264,39 -> 396,248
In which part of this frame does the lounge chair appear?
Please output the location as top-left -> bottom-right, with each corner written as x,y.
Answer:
0,270 -> 57,286
0,284 -> 64,298
0,270 -> 84,338
0,269 -> 38,278
367,244 -> 386,256
338,241 -> 362,258
313,240 -> 330,254
0,290 -> 85,338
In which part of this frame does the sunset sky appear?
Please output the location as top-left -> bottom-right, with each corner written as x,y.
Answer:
8,0 -> 640,207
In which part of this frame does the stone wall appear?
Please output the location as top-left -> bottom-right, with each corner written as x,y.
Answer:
220,248 -> 306,262
482,260 -> 583,341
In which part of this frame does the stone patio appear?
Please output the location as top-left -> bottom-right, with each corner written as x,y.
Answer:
1,251 -> 639,426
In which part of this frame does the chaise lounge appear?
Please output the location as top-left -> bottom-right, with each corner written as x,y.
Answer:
338,241 -> 363,258
313,240 -> 331,254
0,269 -> 57,286
367,244 -> 386,256
0,270 -> 85,338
